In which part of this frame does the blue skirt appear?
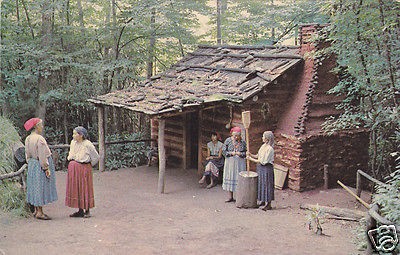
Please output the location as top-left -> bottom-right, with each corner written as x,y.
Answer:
222,156 -> 246,192
26,157 -> 58,206
257,163 -> 274,203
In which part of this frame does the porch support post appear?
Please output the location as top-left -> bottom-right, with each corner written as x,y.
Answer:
157,118 -> 166,193
182,113 -> 188,170
197,109 -> 203,175
98,106 -> 106,172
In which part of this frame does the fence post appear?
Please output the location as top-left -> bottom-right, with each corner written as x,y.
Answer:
323,164 -> 329,190
98,106 -> 106,172
356,170 -> 362,198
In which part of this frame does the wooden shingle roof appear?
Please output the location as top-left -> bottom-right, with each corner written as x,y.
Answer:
89,45 -> 302,116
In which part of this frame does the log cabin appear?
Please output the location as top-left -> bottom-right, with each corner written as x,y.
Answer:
88,24 -> 369,192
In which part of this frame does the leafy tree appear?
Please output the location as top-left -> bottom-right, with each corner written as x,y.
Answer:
1,0 -> 211,139
322,0 -> 399,180
207,0 -> 329,45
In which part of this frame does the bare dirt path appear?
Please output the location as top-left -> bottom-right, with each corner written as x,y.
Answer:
0,166 -> 369,255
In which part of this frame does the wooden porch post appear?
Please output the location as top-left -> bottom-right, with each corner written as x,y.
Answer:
98,106 -> 106,172
197,109 -> 203,175
157,118 -> 166,193
182,113 -> 188,170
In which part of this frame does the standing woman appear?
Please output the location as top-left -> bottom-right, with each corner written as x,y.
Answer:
198,132 -> 224,189
222,127 -> 247,202
24,118 -> 58,220
66,126 -> 99,218
247,131 -> 274,210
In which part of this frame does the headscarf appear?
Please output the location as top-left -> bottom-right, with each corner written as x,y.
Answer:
24,118 -> 42,131
263,131 -> 274,148
74,126 -> 88,140
230,126 -> 241,134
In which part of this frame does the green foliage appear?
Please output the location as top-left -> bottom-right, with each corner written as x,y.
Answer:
320,2 -> 399,250
321,0 -> 400,179
372,164 -> 400,253
105,132 -> 150,170
373,163 -> 400,224
353,218 -> 368,251
208,0 -> 329,45
0,116 -> 21,174
0,117 -> 29,217
0,181 -> 29,217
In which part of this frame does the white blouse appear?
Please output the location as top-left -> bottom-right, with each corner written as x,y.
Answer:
67,139 -> 99,166
258,143 -> 274,165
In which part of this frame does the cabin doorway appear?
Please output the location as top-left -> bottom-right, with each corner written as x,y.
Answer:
185,112 -> 199,169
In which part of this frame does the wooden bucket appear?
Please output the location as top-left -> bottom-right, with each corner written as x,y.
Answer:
274,164 -> 289,190
235,171 -> 258,208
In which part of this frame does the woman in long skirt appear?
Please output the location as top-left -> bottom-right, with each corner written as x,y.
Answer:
198,132 -> 224,189
247,131 -> 275,210
222,127 -> 247,202
24,118 -> 58,220
66,126 -> 99,218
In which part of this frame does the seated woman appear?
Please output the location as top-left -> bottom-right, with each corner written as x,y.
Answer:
199,132 -> 224,189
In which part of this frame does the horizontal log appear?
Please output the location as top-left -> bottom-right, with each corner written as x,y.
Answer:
0,164 -> 27,180
49,139 -> 155,149
197,44 -> 300,50
300,203 -> 366,220
191,52 -> 302,60
369,204 -> 400,232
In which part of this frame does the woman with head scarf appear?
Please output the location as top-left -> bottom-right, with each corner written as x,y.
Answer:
66,126 -> 99,218
198,132 -> 224,189
247,131 -> 275,210
24,118 -> 58,220
222,127 -> 247,202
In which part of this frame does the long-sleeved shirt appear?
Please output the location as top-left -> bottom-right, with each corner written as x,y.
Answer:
67,139 -> 99,166
222,137 -> 247,158
25,133 -> 52,169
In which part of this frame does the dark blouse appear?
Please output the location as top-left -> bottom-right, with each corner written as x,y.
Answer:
223,137 -> 247,158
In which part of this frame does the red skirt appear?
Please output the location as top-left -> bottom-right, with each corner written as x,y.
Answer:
65,161 -> 95,209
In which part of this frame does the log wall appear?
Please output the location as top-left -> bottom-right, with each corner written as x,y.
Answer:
151,116 -> 185,166
297,131 -> 370,191
150,62 -> 302,173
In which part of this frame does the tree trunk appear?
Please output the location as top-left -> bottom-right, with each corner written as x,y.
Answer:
216,0 -> 222,45
21,0 -> 34,39
63,109 -> 68,144
270,0 -> 275,43
147,8 -> 156,79
157,118 -> 166,194
98,106 -> 106,172
77,0 -> 85,37
36,2 -> 53,125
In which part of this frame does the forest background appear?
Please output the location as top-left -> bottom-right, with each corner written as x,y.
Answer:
0,0 -> 399,181
0,1 -> 399,246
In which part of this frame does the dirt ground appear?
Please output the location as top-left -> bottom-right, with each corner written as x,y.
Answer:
0,166 -> 371,255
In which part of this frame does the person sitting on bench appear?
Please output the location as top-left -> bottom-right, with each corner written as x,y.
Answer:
199,132 -> 224,189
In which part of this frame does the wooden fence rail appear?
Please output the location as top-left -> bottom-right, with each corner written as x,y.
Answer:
0,139 -> 155,182
356,169 -> 386,198
355,169 -> 399,255
0,164 -> 27,181
48,139 -> 156,149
